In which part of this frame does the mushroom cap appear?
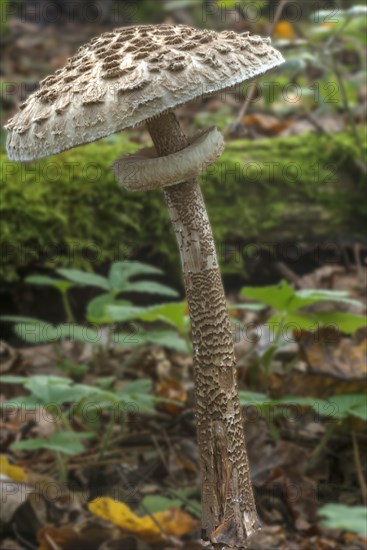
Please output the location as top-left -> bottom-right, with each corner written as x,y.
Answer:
6,24 -> 285,161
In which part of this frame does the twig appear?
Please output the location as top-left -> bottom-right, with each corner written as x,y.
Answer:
352,431 -> 367,505
275,261 -> 301,287
306,420 -> 339,473
231,0 -> 289,134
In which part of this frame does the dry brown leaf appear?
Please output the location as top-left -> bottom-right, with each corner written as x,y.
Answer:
296,328 -> 367,381
37,523 -> 117,550
243,113 -> 293,136
156,379 -> 187,416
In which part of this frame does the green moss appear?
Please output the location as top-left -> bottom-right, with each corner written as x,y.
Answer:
1,130 -> 366,282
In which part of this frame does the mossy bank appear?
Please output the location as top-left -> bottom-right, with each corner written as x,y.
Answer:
1,130 -> 366,282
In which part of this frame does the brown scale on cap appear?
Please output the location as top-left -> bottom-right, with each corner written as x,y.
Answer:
6,24 -> 284,161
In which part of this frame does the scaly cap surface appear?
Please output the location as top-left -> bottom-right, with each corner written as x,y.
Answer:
6,24 -> 284,161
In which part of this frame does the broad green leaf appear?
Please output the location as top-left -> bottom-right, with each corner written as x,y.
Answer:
119,393 -> 156,413
123,280 -> 178,297
11,438 -> 51,451
119,379 -> 152,396
57,268 -> 109,290
241,280 -> 295,311
229,303 -> 266,312
137,302 -> 188,333
26,275 -> 74,293
14,321 -> 61,344
239,393 -> 366,421
115,379 -> 156,413
296,289 -> 364,310
142,330 -> 190,354
114,329 -> 190,354
86,293 -> 115,323
1,375 -> 27,383
142,495 -> 182,513
239,391 -> 270,405
95,376 -> 116,390
106,305 -> 147,323
24,377 -> 72,404
87,295 -> 132,324
12,434 -> 84,456
108,261 -> 162,292
241,281 -> 365,316
60,324 -> 103,346
313,312 -> 366,334
51,431 -> 93,441
330,394 -> 367,421
13,322 -> 103,345
319,504 -> 367,536
266,311 -> 318,333
112,326 -> 144,346
4,396 -> 43,408
0,315 -> 44,324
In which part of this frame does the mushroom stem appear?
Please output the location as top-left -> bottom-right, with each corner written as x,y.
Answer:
147,111 -> 260,547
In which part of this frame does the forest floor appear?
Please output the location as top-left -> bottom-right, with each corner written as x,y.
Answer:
1,13 -> 366,550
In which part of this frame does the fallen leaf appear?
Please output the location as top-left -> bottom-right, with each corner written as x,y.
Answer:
0,454 -> 27,482
243,113 -> 293,136
37,523 -> 117,550
156,379 -> 187,415
88,497 -> 198,543
296,328 -> 367,380
274,21 -> 296,40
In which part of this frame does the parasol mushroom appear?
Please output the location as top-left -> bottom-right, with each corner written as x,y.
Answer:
5,24 -> 284,548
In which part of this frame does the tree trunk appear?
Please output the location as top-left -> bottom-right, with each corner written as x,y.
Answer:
147,112 -> 260,548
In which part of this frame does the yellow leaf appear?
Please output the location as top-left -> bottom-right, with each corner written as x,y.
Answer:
274,21 -> 295,40
0,455 -> 27,483
88,497 -> 198,543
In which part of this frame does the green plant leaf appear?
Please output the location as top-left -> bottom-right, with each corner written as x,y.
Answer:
330,394 -> 367,421
312,312 -> 366,334
123,280 -> 178,297
119,379 -> 152,396
106,305 -> 147,323
318,504 -> 367,536
114,329 -> 190,354
241,280 -> 295,311
1,315 -> 45,324
11,438 -> 51,451
239,392 -> 367,421
229,303 -> 266,312
57,268 -> 109,290
266,311 -> 318,332
142,495 -> 182,513
296,289 -> 364,310
241,281 -> 365,318
137,302 -> 188,333
86,293 -> 115,323
60,324 -> 102,346
1,375 -> 27,383
114,379 -> 156,413
4,396 -> 43,408
108,261 -> 162,293
13,321 -> 61,344
26,275 -> 74,293
239,391 -> 270,405
11,433 -> 85,456
12,321 -> 103,345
